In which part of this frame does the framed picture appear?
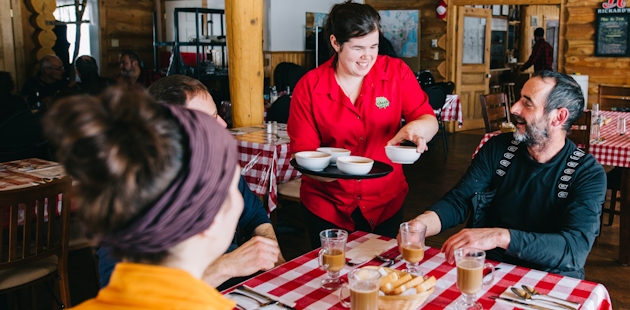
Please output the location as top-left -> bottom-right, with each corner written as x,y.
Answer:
502,5 -> 509,16
531,15 -> 538,27
492,5 -> 501,16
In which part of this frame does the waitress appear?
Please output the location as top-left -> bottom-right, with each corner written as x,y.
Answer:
288,1 -> 438,248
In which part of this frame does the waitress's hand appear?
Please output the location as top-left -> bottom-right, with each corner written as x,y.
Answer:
387,115 -> 438,153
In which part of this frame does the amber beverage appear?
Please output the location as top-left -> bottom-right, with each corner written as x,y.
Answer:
323,249 -> 346,272
350,287 -> 379,310
339,268 -> 381,310
456,259 -> 483,295
402,244 -> 424,264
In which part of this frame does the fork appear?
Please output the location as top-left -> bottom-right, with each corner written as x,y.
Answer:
229,291 -> 276,307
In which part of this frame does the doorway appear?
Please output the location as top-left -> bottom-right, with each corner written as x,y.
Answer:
546,19 -> 559,71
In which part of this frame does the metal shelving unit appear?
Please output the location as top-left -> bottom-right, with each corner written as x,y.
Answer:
153,7 -> 227,79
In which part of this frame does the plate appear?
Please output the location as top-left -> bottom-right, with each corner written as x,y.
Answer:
290,159 -> 393,179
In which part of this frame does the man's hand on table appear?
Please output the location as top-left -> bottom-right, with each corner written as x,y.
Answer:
440,228 -> 511,264
202,236 -> 281,287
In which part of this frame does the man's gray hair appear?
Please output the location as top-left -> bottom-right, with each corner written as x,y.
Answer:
40,54 -> 61,71
533,70 -> 584,132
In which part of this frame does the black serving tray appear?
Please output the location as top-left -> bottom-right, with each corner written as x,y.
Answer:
290,159 -> 393,179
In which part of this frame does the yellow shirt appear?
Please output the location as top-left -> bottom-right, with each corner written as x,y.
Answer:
72,262 -> 235,310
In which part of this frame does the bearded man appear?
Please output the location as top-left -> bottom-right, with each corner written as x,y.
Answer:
403,71 -> 606,279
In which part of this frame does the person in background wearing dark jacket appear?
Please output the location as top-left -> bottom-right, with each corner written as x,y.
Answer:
74,55 -> 116,95
96,75 -> 285,290
0,71 -> 29,124
20,54 -> 70,110
521,27 -> 554,72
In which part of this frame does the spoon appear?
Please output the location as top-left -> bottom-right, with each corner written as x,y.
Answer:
511,287 -> 578,310
522,285 -> 581,309
376,254 -> 401,267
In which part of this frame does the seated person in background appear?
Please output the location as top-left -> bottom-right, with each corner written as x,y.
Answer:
97,75 -> 285,290
73,55 -> 116,95
403,71 -> 606,279
20,54 -> 70,110
0,71 -> 29,124
116,50 -> 163,88
44,87 -> 241,309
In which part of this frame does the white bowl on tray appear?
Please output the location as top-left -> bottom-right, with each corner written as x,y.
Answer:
295,151 -> 332,172
385,146 -> 421,164
316,147 -> 351,166
336,156 -> 374,175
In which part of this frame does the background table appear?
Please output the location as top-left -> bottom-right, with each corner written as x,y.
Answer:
473,110 -> 630,265
224,231 -> 611,310
232,126 -> 301,212
443,94 -> 463,127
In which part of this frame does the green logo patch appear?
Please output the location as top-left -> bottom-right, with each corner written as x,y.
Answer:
375,97 -> 390,109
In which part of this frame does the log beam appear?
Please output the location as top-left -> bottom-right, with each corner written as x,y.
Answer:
226,0 -> 264,127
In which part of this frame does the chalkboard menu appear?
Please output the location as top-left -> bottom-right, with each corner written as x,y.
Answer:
595,13 -> 630,56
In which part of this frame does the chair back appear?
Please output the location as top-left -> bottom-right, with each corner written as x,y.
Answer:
0,109 -> 52,162
273,62 -> 307,92
598,84 -> 630,111
266,95 -> 291,124
433,81 -> 455,94
480,93 -> 510,133
568,110 -> 592,153
424,85 -> 448,111
0,177 -> 71,269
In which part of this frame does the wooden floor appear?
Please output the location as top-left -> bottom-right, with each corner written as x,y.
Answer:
6,130 -> 629,309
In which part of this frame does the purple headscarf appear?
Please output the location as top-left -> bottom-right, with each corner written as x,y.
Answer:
100,104 -> 238,253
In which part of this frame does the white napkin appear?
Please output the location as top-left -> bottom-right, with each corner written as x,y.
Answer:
496,287 -> 576,310
345,238 -> 397,264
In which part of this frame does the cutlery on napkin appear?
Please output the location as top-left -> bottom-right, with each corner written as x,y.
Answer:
345,238 -> 397,265
495,287 -> 577,310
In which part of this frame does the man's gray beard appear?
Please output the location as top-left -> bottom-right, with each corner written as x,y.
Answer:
513,116 -> 550,148
120,68 -> 133,77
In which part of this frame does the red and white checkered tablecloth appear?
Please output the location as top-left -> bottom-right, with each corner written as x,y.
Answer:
224,231 -> 611,310
434,94 -> 463,128
233,128 -> 301,212
474,111 -> 630,168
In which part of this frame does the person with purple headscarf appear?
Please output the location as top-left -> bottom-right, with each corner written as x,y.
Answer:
44,86 -> 242,309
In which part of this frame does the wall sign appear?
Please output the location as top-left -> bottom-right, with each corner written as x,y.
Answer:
595,0 -> 630,56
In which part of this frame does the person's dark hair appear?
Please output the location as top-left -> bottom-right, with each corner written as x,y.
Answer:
148,75 -> 209,106
0,71 -> 15,95
533,70 -> 584,132
534,27 -> 545,38
75,55 -> 99,76
43,86 -> 184,263
120,50 -> 142,67
324,1 -> 381,67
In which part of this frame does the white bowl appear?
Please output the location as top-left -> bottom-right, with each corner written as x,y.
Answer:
385,146 -> 421,164
295,151 -> 332,171
316,147 -> 351,166
336,156 -> 374,175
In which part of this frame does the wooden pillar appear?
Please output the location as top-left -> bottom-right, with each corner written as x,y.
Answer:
226,0 -> 264,127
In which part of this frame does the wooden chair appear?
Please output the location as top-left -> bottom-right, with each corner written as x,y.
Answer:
598,84 -> 630,111
480,93 -> 510,133
424,84 -> 449,158
568,110 -> 591,154
0,177 -> 72,308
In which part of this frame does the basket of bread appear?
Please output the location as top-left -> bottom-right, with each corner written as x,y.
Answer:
363,266 -> 436,310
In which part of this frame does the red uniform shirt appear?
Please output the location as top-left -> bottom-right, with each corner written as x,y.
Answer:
288,55 -> 434,231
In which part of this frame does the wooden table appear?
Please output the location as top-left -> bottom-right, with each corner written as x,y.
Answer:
223,231 -> 612,309
475,110 -> 630,265
231,125 -> 301,213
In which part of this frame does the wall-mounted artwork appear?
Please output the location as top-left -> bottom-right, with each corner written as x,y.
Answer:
305,12 -> 327,50
378,10 -> 419,58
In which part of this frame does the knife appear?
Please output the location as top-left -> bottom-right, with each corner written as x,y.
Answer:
490,296 -> 553,310
237,285 -> 297,310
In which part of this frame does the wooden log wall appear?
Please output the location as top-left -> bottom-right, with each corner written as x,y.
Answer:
99,0 -> 156,79
365,0 -> 448,82
565,0 -> 630,105
263,51 -> 314,84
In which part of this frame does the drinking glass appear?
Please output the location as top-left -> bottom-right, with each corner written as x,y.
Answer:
454,247 -> 495,310
618,117 -> 626,135
318,229 -> 348,290
338,268 -> 381,310
591,103 -> 599,118
399,221 -> 427,275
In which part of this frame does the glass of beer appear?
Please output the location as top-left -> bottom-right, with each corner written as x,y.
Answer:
318,229 -> 348,290
454,247 -> 495,310
338,268 -> 381,310
399,220 -> 427,275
